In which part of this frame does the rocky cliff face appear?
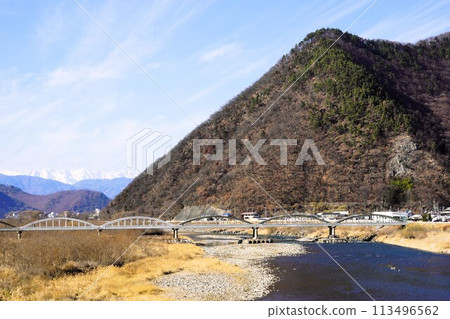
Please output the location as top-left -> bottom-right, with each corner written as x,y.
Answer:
386,135 -> 418,178
106,29 -> 449,218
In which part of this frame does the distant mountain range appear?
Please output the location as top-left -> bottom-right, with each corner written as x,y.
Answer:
0,173 -> 132,198
0,174 -> 74,194
0,169 -> 136,184
0,185 -> 110,218
73,178 -> 132,199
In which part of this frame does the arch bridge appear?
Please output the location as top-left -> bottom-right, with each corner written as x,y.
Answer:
0,213 -> 406,240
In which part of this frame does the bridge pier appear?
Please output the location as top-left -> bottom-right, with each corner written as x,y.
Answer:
328,226 -> 336,238
17,231 -> 22,240
252,227 -> 259,239
173,228 -> 179,241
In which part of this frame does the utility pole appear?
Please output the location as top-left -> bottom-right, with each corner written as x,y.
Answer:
433,199 -> 438,213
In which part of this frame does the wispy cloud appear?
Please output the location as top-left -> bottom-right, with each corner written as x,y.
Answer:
183,56 -> 269,108
200,42 -> 241,62
0,0 -> 209,171
46,65 -> 118,86
392,17 -> 450,43
2,0 -> 448,172
318,0 -> 373,25
360,0 -> 450,42
34,5 -> 68,50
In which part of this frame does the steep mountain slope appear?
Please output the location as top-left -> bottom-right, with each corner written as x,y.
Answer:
106,29 -> 449,218
0,185 -> 110,215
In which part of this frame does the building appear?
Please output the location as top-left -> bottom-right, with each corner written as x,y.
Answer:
317,211 -> 349,220
373,211 -> 408,221
215,212 -> 233,221
432,207 -> 450,222
241,212 -> 261,221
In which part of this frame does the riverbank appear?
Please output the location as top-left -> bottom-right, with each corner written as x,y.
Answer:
374,223 -> 450,254
261,223 -> 450,254
154,243 -> 306,300
0,231 -> 306,300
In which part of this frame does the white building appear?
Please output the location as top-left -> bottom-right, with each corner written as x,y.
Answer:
373,211 -> 408,221
241,212 -> 261,221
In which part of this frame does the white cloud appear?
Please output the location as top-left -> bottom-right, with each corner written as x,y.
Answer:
200,42 -> 241,62
46,64 -> 123,87
0,108 -> 30,127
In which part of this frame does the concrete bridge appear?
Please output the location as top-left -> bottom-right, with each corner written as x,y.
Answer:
0,213 -> 406,240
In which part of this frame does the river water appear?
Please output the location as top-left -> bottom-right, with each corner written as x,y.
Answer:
261,242 -> 450,301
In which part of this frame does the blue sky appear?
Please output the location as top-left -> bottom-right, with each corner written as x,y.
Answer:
1,0 -> 449,173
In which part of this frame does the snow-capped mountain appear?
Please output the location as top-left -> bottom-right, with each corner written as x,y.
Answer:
0,169 -> 137,184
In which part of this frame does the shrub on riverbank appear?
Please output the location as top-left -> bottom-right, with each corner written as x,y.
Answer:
400,223 -> 427,239
0,231 -> 167,278
376,223 -> 450,254
0,231 -> 174,300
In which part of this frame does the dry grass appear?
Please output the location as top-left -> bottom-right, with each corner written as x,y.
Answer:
306,226 -> 378,238
0,231 -> 241,300
0,231 -> 166,277
375,223 -> 450,254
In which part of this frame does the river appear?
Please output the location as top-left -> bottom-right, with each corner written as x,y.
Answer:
261,242 -> 450,301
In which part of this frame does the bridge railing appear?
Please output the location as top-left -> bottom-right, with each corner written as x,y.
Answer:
0,220 -> 17,229
20,218 -> 98,230
179,215 -> 252,227
335,214 -> 407,225
258,214 -> 328,225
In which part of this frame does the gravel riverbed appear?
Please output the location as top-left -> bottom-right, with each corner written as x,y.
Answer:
154,243 -> 306,300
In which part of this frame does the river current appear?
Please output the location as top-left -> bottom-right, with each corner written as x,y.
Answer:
261,242 -> 450,301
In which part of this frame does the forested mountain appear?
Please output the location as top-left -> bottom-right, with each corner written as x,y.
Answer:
106,29 -> 449,218
0,185 -> 110,217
